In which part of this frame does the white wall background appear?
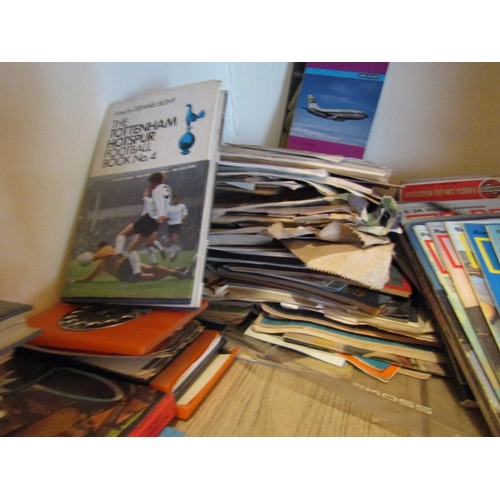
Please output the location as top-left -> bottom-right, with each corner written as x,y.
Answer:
1,62 -> 499,313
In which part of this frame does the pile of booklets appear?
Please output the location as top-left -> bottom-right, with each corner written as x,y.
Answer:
0,300 -> 42,359
0,301 -> 236,437
201,144 -> 447,383
397,175 -> 500,436
0,80 -> 239,437
0,346 -> 178,437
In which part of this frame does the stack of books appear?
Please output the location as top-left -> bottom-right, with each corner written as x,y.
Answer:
0,301 -> 176,437
19,301 -> 236,428
398,175 -> 500,436
0,300 -> 41,359
0,348 -> 177,437
201,144 -> 447,383
1,81 -> 238,437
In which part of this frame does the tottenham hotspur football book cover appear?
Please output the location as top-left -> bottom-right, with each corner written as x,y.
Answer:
61,80 -> 227,309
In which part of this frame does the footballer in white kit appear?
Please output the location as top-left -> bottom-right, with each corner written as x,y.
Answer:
165,195 -> 188,260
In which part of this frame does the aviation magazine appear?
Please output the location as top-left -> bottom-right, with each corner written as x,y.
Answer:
286,62 -> 388,159
61,80 -> 227,309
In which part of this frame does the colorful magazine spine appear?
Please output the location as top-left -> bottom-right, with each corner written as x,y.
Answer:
485,223 -> 500,263
444,220 -> 500,352
413,223 -> 500,399
401,222 -> 500,432
462,222 -> 500,318
426,220 -> 500,389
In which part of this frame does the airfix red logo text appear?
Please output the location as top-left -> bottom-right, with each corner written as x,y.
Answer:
480,179 -> 500,199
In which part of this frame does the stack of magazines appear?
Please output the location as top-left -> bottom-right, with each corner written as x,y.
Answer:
201,144 -> 446,383
397,176 -> 500,436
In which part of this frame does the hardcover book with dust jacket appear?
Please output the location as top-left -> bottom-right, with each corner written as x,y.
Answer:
61,80 -> 227,309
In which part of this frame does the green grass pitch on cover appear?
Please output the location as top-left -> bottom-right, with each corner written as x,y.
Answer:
62,251 -> 196,300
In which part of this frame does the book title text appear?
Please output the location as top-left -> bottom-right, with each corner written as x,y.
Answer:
103,117 -> 177,167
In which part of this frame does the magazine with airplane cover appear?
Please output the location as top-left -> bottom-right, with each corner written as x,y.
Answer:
286,62 -> 389,159
61,80 -> 227,309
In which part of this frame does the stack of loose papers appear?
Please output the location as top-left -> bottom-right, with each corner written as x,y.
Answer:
203,144 -> 445,382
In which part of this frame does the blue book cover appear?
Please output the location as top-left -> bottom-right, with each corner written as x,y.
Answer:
486,223 -> 500,264
462,222 -> 500,318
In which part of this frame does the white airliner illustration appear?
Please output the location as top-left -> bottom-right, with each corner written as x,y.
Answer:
303,95 -> 368,121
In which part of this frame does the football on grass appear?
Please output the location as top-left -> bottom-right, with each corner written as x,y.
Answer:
77,251 -> 94,267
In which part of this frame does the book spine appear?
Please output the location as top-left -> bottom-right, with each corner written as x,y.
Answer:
127,392 -> 176,437
174,348 -> 237,420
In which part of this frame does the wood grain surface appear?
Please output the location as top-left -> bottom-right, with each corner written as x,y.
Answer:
173,359 -> 490,437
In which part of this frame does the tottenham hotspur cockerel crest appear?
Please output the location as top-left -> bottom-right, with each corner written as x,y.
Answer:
178,103 -> 205,155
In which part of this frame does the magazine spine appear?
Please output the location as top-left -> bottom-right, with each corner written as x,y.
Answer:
425,221 -> 500,393
400,225 -> 500,435
398,230 -> 476,405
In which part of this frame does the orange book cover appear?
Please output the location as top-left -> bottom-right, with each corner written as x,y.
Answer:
174,349 -> 236,420
27,301 -> 207,356
150,329 -> 237,420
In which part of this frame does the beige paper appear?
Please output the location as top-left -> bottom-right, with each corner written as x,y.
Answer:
283,239 -> 394,290
268,221 -> 390,247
